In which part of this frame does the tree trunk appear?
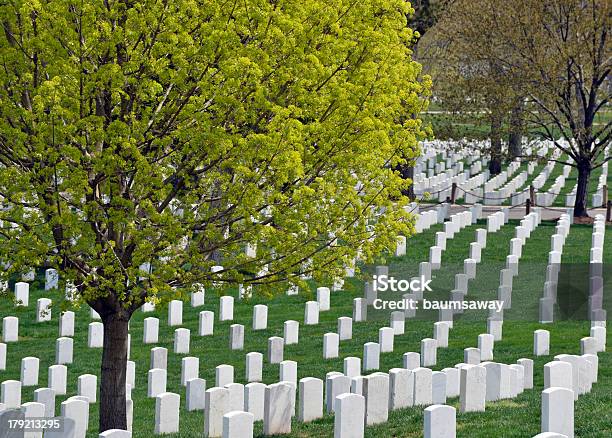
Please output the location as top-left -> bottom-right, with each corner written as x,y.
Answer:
489,110 -> 503,175
508,102 -> 523,159
574,160 -> 591,217
398,163 -> 416,200
99,311 -> 130,433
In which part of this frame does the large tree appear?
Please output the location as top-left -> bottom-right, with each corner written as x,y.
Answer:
421,0 -> 611,213
0,0 -> 429,432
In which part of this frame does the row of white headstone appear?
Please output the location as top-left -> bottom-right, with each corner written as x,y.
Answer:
0,207 -> 604,437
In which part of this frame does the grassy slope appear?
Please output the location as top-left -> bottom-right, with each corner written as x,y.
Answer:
0,220 -> 610,437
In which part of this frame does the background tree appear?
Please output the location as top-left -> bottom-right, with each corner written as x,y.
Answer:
392,0 -> 445,200
417,0 -> 529,174
0,0 -> 429,432
420,0 -> 611,213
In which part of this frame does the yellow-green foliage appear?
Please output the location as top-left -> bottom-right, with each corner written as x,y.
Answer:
0,0 -> 430,312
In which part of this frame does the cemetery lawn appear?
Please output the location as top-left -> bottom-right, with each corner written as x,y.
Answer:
1,219 -> 610,437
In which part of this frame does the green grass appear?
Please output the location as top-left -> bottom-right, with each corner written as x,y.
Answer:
1,219 -> 610,437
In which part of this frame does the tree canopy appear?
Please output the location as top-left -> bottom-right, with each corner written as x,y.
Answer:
0,0 -> 430,430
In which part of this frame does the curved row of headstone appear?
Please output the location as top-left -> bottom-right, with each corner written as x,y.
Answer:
539,214 -> 571,323
591,147 -> 609,207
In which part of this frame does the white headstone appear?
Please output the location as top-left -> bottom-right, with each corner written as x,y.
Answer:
252,305 -> 268,330
191,284 -> 205,307
389,368 -> 414,409
56,337 -> 73,365
34,387 -> 56,417
36,298 -> 52,323
478,334 -> 494,361
334,393 -> 365,438
205,387 -> 230,437
186,378 -> 206,412
421,338 -> 437,367
544,361 -> 573,391
20,357 -> 39,387
2,317 -> 18,343
403,352 -> 420,370
299,377 -> 323,423
518,358 -> 534,389
246,352 -> 263,382
77,374 -> 97,403
224,383 -> 245,412
199,311 -> 214,336
337,317 -> 353,340
432,371 -> 447,404
88,322 -> 104,348
45,269 -> 59,290
363,373 -> 389,425
324,333 -> 340,359
363,342 -> 380,371
413,367 -> 433,406
283,320 -> 299,345
48,365 -> 67,395
148,369 -> 167,398
181,357 -> 199,386
424,404 -> 456,438
263,382 -> 293,435
379,327 -> 394,353
0,343 -> 5,371
245,383 -> 265,421
464,347 -> 481,365
317,287 -> 331,311
61,397 -> 89,438
433,322 -> 449,348
168,300 -> 183,326
0,380 -> 21,408
216,365 -> 234,387
541,387 -> 574,438
487,318 -> 503,341
14,282 -> 29,307
483,362 -> 512,401
305,301 -> 320,325
534,330 -> 550,356
143,317 -> 159,344
229,324 -> 244,350
580,337 -> 598,355
343,357 -> 361,379
154,392 -> 180,434
326,375 -> 351,413
279,361 -> 298,386
59,311 -> 75,337
222,411 -> 253,438
174,328 -> 190,354
268,337 -> 284,364
442,367 -> 460,398
150,347 -> 168,370
353,298 -> 367,322
459,365 -> 486,413
220,296 -> 234,321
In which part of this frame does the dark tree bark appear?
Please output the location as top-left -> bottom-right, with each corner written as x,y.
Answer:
489,109 -> 503,175
99,311 -> 131,432
397,163 -> 416,200
508,101 -> 524,159
574,158 -> 591,217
